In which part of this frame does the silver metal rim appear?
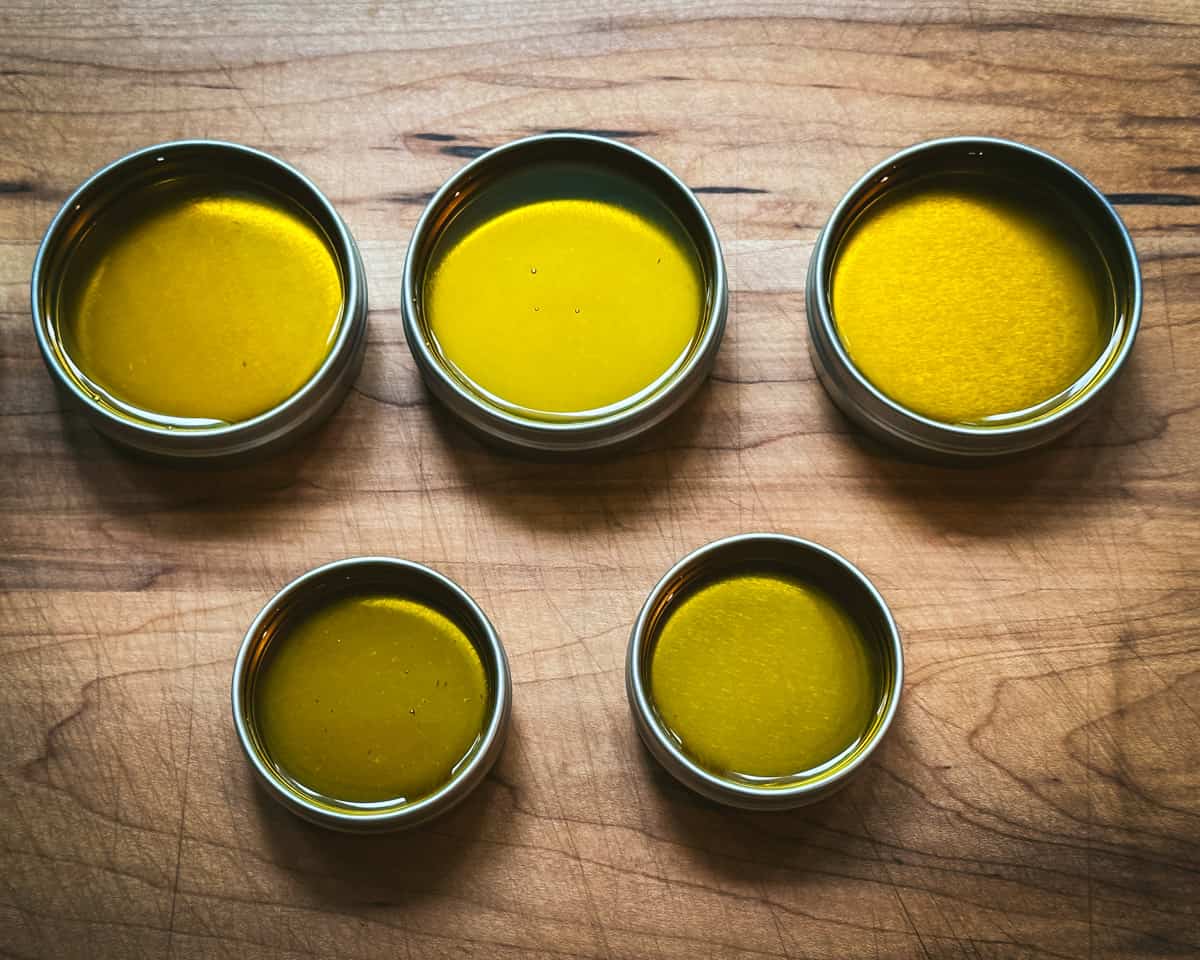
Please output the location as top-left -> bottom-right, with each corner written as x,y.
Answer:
31,140 -> 367,459
231,557 -> 512,832
402,133 -> 728,452
807,136 -> 1142,457
626,533 -> 903,810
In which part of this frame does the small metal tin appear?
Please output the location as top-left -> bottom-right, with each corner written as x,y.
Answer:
807,137 -> 1142,458
626,533 -> 902,810
32,140 -> 368,460
231,557 -> 511,832
402,133 -> 728,453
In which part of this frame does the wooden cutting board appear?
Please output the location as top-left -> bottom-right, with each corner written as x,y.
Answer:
1,3 -> 1197,958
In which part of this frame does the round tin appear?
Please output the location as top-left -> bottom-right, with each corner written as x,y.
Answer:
626,533 -> 902,810
32,140 -> 368,460
232,557 -> 511,832
807,137 -> 1142,458
402,133 -> 728,453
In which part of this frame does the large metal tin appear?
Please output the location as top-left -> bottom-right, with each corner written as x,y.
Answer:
807,137 -> 1142,458
232,557 -> 511,832
626,533 -> 903,810
402,133 -> 728,453
32,140 -> 368,460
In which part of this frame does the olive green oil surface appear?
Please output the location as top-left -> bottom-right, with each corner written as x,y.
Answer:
424,162 -> 705,419
831,174 -> 1111,425
58,175 -> 343,425
254,594 -> 488,805
650,572 -> 880,781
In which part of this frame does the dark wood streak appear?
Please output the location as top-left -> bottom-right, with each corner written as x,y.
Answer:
976,13 -> 1195,33
381,190 -> 435,206
439,144 -> 490,159
0,180 -> 35,194
1108,192 -> 1200,207
1122,114 -> 1198,127
692,186 -> 769,195
0,557 -> 176,593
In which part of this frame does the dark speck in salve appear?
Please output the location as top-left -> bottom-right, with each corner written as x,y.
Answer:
575,307 -> 581,314
530,266 -> 537,274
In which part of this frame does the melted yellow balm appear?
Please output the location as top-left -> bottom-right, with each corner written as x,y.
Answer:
831,175 -> 1110,425
649,572 -> 880,781
58,177 -> 343,425
424,164 -> 704,417
254,594 -> 488,804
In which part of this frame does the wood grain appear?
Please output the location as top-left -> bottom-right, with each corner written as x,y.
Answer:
1,2 -> 1198,958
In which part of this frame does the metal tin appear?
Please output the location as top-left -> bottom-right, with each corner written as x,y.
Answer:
402,134 -> 728,453
807,137 -> 1142,458
626,533 -> 902,810
32,140 -> 368,460
231,557 -> 511,832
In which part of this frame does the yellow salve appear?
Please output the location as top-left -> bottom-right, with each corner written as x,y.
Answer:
831,175 -> 1111,425
424,163 -> 704,418
254,594 -> 488,804
58,176 -> 343,425
649,572 -> 881,781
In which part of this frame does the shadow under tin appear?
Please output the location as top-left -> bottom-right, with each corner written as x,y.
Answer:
807,137 -> 1141,458
403,134 -> 728,453
32,140 -> 367,460
627,534 -> 903,810
232,557 -> 511,832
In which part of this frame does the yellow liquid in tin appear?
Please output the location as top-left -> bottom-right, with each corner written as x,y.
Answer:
58,177 -> 343,425
424,163 -> 704,418
254,594 -> 488,804
831,176 -> 1110,425
649,572 -> 881,781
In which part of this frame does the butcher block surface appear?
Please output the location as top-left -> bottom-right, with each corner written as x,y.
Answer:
1,2 -> 1198,958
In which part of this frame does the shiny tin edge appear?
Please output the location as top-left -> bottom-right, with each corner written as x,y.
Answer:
626,533 -> 903,810
807,136 -> 1143,458
402,133 -> 728,453
31,140 -> 368,460
231,556 -> 512,833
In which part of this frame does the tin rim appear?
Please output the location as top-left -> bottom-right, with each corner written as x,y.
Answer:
626,533 -> 903,809
402,133 -> 728,452
31,140 -> 366,454
808,136 -> 1142,452
231,557 -> 512,832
